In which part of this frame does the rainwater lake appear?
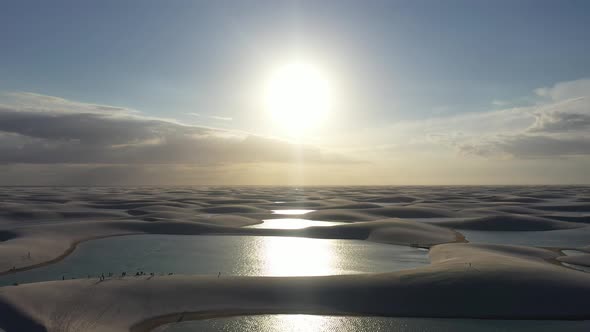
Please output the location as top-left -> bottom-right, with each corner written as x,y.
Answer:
0,234 -> 429,286
154,314 -> 590,332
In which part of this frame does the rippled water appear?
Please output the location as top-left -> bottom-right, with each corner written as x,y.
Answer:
0,234 -> 429,286
250,218 -> 347,229
154,315 -> 590,332
271,209 -> 315,215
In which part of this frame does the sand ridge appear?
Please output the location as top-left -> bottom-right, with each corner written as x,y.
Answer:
0,186 -> 589,331
1,243 -> 590,332
2,186 -> 589,273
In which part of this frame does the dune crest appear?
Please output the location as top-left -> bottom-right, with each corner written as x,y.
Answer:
1,243 -> 589,332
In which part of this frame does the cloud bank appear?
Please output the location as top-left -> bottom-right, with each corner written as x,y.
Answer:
0,94 -> 345,166
1,78 -> 589,185
398,79 -> 590,160
0,92 -> 354,185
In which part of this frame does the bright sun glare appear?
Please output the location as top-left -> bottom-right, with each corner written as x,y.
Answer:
265,62 -> 331,134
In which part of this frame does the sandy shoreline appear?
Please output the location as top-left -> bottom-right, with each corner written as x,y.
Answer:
1,186 -> 589,332
0,232 -> 142,277
0,218 -> 461,276
132,309 -> 590,332
2,243 -> 590,332
130,309 -> 359,332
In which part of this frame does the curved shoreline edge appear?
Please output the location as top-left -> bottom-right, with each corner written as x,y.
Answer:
0,232 -> 141,277
3,244 -> 590,332
130,309 -> 590,332
0,218 -> 463,276
130,309 -> 358,332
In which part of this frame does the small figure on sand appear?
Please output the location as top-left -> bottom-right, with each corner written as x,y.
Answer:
27,251 -> 31,259
465,262 -> 479,272
100,273 -> 105,281
218,272 -> 221,278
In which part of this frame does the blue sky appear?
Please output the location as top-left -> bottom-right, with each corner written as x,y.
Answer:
2,1 -> 589,120
0,1 -> 589,184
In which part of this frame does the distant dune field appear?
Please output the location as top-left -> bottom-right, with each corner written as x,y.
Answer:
0,186 -> 589,331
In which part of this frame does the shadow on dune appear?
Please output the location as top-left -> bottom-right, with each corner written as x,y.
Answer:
0,230 -> 18,242
0,301 -> 47,332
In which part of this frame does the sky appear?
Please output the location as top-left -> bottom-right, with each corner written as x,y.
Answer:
0,0 -> 589,185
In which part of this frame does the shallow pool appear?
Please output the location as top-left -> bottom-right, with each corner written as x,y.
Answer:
0,234 -> 429,286
249,218 -> 347,229
153,314 -> 590,332
271,209 -> 315,215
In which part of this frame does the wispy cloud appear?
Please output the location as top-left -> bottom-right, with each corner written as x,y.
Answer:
188,112 -> 232,121
367,78 -> 590,160
449,81 -> 590,158
491,99 -> 508,106
0,91 -> 138,115
209,115 -> 232,121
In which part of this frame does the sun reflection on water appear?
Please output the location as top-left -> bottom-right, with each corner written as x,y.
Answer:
251,218 -> 347,229
271,209 -> 315,215
256,238 -> 340,330
258,314 -> 335,332
261,236 -> 335,276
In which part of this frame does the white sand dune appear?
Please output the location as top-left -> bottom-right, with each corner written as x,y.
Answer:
433,215 -> 584,231
199,205 -> 271,214
533,203 -> 590,212
303,209 -> 376,221
1,243 -> 589,332
367,206 -> 462,218
281,219 -> 462,246
462,206 -> 546,215
0,221 -> 232,274
0,217 -> 460,274
1,186 -> 588,274
304,206 -> 461,222
315,202 -> 384,210
363,219 -> 461,245
1,186 -> 589,331
364,195 -> 418,203
558,254 -> 590,267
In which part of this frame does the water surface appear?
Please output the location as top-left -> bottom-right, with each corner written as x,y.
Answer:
0,234 -> 429,286
250,218 -> 347,229
154,314 -> 590,332
271,209 -> 315,215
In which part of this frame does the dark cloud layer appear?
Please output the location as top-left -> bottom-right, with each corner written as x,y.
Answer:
455,97 -> 590,159
529,110 -> 590,133
457,134 -> 590,159
0,106 -> 346,165
498,135 -> 590,158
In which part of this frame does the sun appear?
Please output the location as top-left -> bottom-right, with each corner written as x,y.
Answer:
264,62 -> 331,134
